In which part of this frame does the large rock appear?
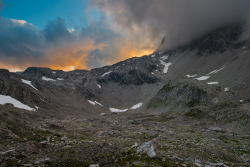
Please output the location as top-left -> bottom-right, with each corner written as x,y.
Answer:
136,141 -> 159,158
61,136 -> 67,141
89,164 -> 99,167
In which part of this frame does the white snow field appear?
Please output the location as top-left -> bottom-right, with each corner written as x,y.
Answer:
207,82 -> 218,85
88,100 -> 102,106
42,76 -> 55,81
151,54 -> 155,58
97,84 -> 101,88
130,103 -> 143,110
195,76 -> 210,81
207,66 -> 225,75
0,94 -> 35,111
21,79 -> 38,91
109,108 -> 128,112
57,78 -> 64,80
88,100 -> 95,105
160,55 -> 168,60
102,71 -> 112,77
186,74 -> 197,78
159,60 -> 172,73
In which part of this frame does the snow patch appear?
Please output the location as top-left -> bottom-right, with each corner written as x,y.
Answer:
160,55 -> 168,60
186,74 -> 197,78
109,108 -> 128,112
240,51 -> 247,55
52,71 -> 56,74
224,87 -> 229,91
88,100 -> 102,106
88,100 -> 96,105
97,84 -> 101,88
159,51 -> 165,54
195,76 -> 210,81
207,82 -> 218,85
42,76 -> 55,81
159,60 -> 172,73
34,105 -> 39,110
130,103 -> 143,110
57,78 -> 64,80
21,79 -> 38,91
151,72 -> 154,75
207,66 -> 225,75
0,94 -> 35,111
100,113 -> 105,116
102,71 -> 112,77
95,101 -> 103,106
151,54 -> 155,58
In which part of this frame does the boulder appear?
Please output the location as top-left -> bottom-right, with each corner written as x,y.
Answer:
89,164 -> 99,167
137,141 -> 159,158
61,136 -> 67,141
39,141 -> 48,145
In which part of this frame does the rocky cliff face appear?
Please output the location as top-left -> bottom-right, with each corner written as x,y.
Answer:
0,69 -> 41,107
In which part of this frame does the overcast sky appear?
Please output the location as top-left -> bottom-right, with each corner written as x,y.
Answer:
0,0 -> 250,71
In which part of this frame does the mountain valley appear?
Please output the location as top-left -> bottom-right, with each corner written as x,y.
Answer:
1,24 -> 250,166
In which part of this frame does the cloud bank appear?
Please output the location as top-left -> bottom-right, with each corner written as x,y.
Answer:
0,15 -> 154,71
91,0 -> 250,52
1,0 -> 250,71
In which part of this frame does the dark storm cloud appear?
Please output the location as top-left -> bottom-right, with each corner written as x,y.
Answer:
2,0 -> 250,71
0,17 -> 80,61
44,17 -> 73,44
91,0 -> 250,52
0,16 -> 121,70
80,21 -> 118,45
0,18 -> 45,59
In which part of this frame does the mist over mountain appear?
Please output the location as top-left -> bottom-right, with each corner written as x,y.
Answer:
92,0 -> 250,52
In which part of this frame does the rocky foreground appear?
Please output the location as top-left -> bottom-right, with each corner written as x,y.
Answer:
1,101 -> 250,167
